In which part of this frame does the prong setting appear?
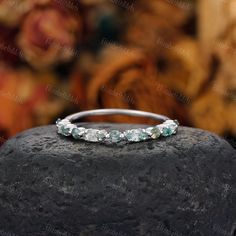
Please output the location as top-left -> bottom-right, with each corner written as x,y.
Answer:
56,118 -> 179,144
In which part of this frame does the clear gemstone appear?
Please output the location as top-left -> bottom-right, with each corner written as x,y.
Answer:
145,127 -> 161,139
97,130 -> 108,141
72,127 -> 86,139
83,129 -> 99,142
109,130 -> 122,143
174,119 -> 179,126
56,118 -> 69,128
56,118 -> 62,126
124,129 -> 149,142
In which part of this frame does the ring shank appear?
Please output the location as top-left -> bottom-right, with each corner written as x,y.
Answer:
66,109 -> 170,122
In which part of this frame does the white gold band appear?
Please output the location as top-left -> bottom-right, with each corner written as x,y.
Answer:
66,109 -> 170,122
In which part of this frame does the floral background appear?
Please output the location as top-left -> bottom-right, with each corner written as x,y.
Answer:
0,0 -> 235,147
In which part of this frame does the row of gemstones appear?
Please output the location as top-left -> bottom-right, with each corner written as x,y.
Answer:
56,119 -> 179,143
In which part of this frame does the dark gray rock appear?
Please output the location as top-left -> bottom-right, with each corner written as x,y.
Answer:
0,123 -> 236,236
225,136 -> 236,150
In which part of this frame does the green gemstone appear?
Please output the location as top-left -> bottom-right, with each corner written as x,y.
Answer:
163,120 -> 178,134
162,127 -> 173,137
125,132 -> 134,142
72,127 -> 85,139
109,130 -> 122,143
58,125 -> 71,136
138,130 -> 149,141
125,129 -> 149,142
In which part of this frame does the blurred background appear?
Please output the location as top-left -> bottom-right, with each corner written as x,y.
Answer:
0,0 -> 235,147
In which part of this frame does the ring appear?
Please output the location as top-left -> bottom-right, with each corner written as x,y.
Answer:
56,109 -> 179,144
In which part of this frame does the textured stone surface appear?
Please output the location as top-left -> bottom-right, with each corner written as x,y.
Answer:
0,123 -> 236,236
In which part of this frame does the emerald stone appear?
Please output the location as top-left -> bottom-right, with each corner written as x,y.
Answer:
72,127 -> 86,139
124,129 -> 149,142
109,130 -> 122,143
58,124 -> 74,136
161,127 -> 173,137
163,120 -> 178,134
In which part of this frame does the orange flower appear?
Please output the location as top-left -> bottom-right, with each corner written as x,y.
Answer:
18,8 -> 81,69
0,65 -> 34,137
0,0 -> 50,26
0,64 -> 66,138
72,46 -> 186,124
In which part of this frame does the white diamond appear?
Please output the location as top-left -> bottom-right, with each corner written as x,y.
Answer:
97,130 -> 108,141
83,129 -> 99,142
77,127 -> 86,134
56,119 -> 70,128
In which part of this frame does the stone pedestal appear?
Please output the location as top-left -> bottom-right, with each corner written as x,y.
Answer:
0,123 -> 236,236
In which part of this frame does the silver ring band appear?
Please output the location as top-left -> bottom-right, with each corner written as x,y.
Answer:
56,109 -> 179,144
66,109 -> 170,122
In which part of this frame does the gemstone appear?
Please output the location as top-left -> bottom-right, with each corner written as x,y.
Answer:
56,118 -> 69,127
124,129 -> 149,142
83,129 -> 99,142
72,127 -> 86,139
163,120 -> 178,134
108,130 -> 123,143
58,123 -> 75,136
174,119 -> 179,126
145,127 -> 161,139
56,118 -> 62,126
161,126 -> 173,137
97,130 -> 108,141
